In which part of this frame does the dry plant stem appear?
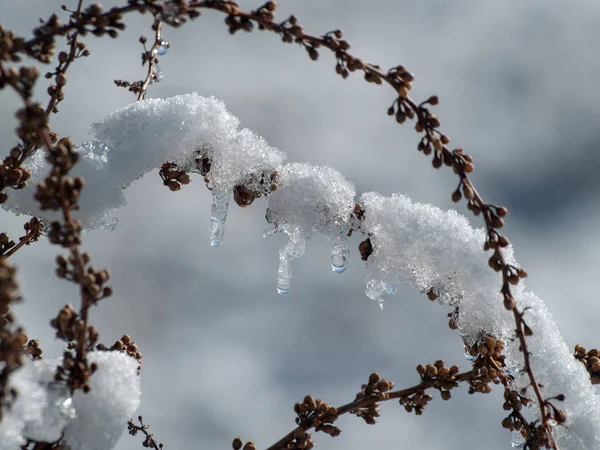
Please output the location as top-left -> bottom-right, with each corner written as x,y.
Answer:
137,18 -> 163,101
128,416 -> 163,450
266,370 -> 475,450
5,1 -> 560,446
471,184 -> 555,446
39,129 -> 90,366
0,229 -> 39,261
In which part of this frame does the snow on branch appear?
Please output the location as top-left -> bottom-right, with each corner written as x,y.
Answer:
0,351 -> 140,450
3,93 -> 600,448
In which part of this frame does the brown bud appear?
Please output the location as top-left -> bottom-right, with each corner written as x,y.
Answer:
368,372 -> 381,385
232,437 -> 243,450
504,297 -> 515,310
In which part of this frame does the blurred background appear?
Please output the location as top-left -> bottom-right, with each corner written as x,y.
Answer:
2,0 -> 600,448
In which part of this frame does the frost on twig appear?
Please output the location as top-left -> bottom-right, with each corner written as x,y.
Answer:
3,93 -> 600,448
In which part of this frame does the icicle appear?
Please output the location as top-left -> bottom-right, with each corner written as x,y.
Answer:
210,191 -> 230,247
263,223 -> 285,239
331,241 -> 349,273
276,236 -> 305,295
277,254 -> 291,295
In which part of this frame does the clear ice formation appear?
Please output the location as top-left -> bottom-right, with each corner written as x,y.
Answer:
4,93 -> 600,448
331,241 -> 349,273
511,430 -> 526,448
210,191 -> 230,247
2,93 -> 285,231
276,235 -> 306,294
266,162 -> 356,294
149,64 -> 163,84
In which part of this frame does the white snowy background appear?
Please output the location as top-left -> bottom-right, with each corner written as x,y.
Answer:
2,0 -> 600,449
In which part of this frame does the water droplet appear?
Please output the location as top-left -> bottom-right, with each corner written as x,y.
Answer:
331,242 -> 349,273
210,191 -> 230,247
465,345 -> 479,362
511,430 -> 526,448
505,365 -> 520,378
156,40 -> 170,55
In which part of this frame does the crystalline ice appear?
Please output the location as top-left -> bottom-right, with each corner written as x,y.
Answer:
3,93 -> 286,231
331,241 -> 349,273
267,162 -> 355,292
210,191 -> 230,246
0,352 -> 140,450
149,64 -> 163,84
276,235 -> 306,295
359,192 -> 600,449
22,382 -> 76,442
62,352 -> 141,450
511,430 -> 526,448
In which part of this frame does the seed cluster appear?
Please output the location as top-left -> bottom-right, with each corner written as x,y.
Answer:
351,372 -> 394,424
574,345 -> 600,384
56,253 -> 113,303
464,335 -> 507,394
97,334 -> 143,374
159,162 -> 191,192
294,395 -> 340,440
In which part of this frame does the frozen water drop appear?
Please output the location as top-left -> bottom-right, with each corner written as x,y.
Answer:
511,430 -> 526,448
464,345 -> 479,362
386,285 -> 397,296
505,365 -> 520,378
331,242 -> 349,273
263,225 -> 278,239
156,40 -> 170,55
276,238 -> 305,294
277,249 -> 292,295
210,191 -> 230,247
149,64 -> 163,85
100,216 -> 118,231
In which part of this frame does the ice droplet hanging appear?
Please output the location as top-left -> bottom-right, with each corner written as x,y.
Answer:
277,237 -> 306,295
331,242 -> 349,273
210,191 -> 230,247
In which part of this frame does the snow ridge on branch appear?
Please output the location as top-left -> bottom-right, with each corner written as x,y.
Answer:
3,93 -> 600,449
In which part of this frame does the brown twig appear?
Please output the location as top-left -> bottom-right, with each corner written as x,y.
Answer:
266,369 -> 474,450
127,416 -> 164,450
0,227 -> 42,261
138,18 -> 164,100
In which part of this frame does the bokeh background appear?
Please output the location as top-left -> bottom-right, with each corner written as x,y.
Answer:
2,0 -> 600,448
